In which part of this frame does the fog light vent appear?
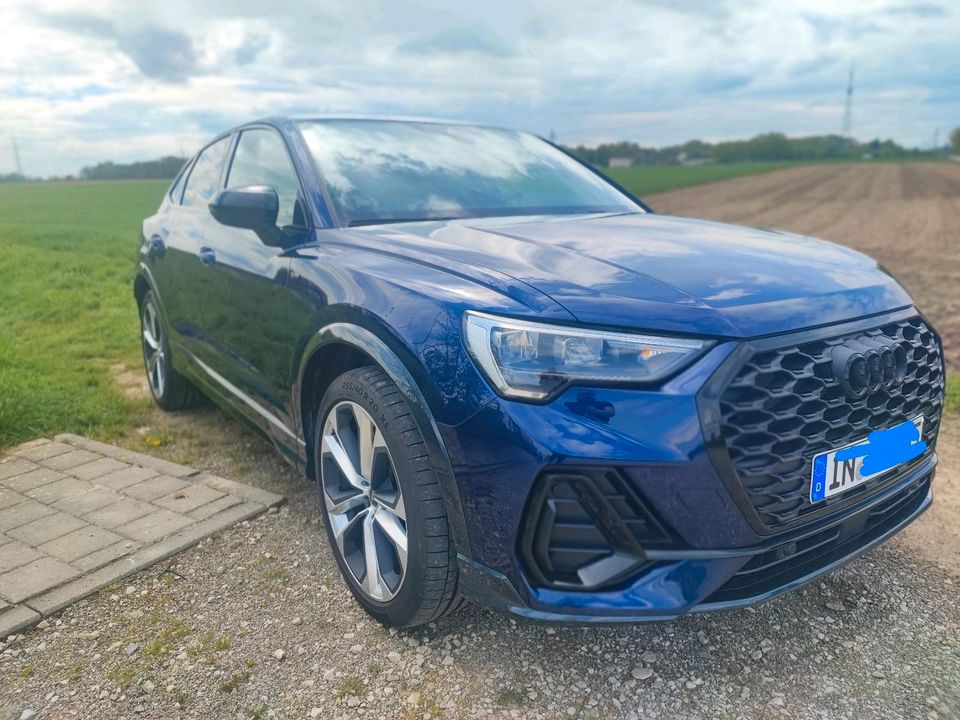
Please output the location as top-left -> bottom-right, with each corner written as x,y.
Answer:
521,468 -> 676,590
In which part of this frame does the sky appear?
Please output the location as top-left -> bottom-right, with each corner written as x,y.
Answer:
1,0 -> 958,177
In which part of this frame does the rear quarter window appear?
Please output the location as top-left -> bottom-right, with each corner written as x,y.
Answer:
168,160 -> 192,204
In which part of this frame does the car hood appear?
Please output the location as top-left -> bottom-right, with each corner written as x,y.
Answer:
345,212 -> 913,337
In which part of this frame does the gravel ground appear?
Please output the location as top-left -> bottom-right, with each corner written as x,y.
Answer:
1,405 -> 958,720
4,163 -> 960,719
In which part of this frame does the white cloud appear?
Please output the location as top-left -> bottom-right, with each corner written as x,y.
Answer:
0,0 -> 957,176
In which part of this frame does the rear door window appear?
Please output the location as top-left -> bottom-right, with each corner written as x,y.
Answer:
182,137 -> 231,208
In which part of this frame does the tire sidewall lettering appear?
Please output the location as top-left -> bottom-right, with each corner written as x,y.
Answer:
340,380 -> 387,429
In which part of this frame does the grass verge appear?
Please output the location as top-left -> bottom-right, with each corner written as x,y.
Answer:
947,376 -> 960,417
0,180 -> 168,448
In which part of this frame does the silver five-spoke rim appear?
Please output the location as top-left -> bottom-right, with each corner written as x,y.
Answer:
321,401 -> 407,602
142,300 -> 165,398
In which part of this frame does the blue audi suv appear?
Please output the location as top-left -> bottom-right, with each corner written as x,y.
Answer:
136,117 -> 944,626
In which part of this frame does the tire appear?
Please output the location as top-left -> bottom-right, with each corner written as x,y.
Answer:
315,366 -> 461,627
140,290 -> 201,411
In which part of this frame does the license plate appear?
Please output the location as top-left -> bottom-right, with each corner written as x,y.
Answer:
810,416 -> 924,503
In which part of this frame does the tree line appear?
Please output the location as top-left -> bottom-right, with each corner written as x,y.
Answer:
78,156 -> 188,180
567,131 -> 950,167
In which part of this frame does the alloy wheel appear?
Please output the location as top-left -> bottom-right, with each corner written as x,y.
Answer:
142,299 -> 166,398
320,401 -> 408,602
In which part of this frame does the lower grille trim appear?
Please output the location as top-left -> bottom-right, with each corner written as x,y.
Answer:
702,472 -> 931,605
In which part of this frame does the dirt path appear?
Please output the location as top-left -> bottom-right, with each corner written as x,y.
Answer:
646,163 -> 960,579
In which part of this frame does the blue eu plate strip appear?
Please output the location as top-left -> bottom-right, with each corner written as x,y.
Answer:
811,454 -> 828,502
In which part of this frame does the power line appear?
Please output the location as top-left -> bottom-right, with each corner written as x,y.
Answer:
841,65 -> 854,139
12,135 -> 23,176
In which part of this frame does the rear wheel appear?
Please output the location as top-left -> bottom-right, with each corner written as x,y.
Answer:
316,366 -> 461,627
140,290 -> 200,410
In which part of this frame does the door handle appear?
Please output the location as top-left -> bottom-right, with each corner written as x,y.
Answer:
199,247 -> 216,266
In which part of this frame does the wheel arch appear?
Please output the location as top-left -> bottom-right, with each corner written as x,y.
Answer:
297,321 -> 472,556
134,272 -> 151,309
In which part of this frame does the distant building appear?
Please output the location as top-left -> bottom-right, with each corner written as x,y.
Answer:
677,152 -> 711,166
607,157 -> 633,168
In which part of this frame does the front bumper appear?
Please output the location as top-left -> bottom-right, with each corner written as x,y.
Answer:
438,307 -> 943,622
457,463 -> 933,622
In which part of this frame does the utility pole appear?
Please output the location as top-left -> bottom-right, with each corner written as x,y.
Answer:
933,127 -> 940,152
841,65 -> 854,140
12,135 -> 23,177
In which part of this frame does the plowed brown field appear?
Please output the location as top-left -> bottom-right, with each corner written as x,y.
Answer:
647,162 -> 960,368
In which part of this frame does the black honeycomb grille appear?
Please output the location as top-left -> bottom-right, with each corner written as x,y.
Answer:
719,316 -> 943,531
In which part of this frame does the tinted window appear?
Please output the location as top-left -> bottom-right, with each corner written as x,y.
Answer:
227,129 -> 302,227
182,137 -> 230,208
297,120 -> 638,226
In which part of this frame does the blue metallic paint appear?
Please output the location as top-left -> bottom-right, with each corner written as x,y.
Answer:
137,116 -> 940,622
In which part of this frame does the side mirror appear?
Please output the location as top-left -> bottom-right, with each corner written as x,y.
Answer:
209,186 -> 279,231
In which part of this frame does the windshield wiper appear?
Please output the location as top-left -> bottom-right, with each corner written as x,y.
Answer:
347,216 -> 462,227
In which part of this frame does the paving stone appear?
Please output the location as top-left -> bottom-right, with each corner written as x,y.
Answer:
1,467 -> 66,493
0,540 -> 42,573
0,457 -> 38,481
15,441 -> 75,462
25,477 -> 96,504
39,525 -> 126,563
0,556 -> 79,604
154,483 -> 225,514
0,500 -> 54,532
68,457 -> 129,481
55,434 -> 199,478
115,509 -> 194,543
0,604 -> 41,637
6,512 -> 87,545
93,465 -> 159,491
41,449 -> 101,471
197,473 -> 286,508
0,488 -> 27,511
53,487 -> 124,516
123,475 -> 190,502
0,436 -> 283,633
188,493 -> 244,520
72,540 -> 139,572
82,497 -> 156,529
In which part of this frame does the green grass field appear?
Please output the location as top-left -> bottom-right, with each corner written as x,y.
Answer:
605,161 -> 798,196
0,171 -> 955,449
0,180 -> 168,447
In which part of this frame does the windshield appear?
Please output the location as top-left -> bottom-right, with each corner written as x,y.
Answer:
297,120 -> 640,226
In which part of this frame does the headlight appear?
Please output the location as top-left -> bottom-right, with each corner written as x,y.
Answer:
463,311 -> 708,401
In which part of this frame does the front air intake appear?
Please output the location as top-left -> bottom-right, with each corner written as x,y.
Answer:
520,468 -> 678,590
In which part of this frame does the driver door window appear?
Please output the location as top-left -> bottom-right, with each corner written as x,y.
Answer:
227,129 -> 303,227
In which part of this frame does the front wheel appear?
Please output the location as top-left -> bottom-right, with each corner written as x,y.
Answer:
315,367 -> 461,627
